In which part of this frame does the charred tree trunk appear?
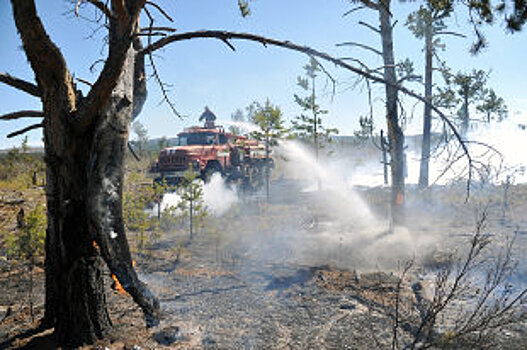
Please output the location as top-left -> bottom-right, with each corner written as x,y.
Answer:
418,26 -> 433,189
380,129 -> 389,186
11,0 -> 158,347
86,42 -> 159,330
42,113 -> 112,345
379,0 -> 405,225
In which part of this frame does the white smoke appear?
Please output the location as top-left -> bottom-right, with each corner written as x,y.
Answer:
202,173 -> 238,216
464,113 -> 527,184
159,192 -> 182,213
156,174 -> 238,217
275,139 -> 377,226
221,120 -> 260,134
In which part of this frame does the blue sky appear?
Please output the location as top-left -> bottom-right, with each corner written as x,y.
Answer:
1,0 -> 526,149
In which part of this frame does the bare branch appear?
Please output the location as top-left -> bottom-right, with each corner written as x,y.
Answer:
135,31 -> 168,37
336,41 -> 383,56
310,57 -> 336,99
78,0 -> 145,126
76,77 -> 94,87
142,6 -> 181,119
0,72 -> 41,97
140,26 -> 176,33
145,1 -> 174,22
359,20 -> 380,34
147,53 -> 182,119
7,123 -> 43,138
87,0 -> 114,19
436,31 -> 467,38
11,0 -> 75,111
76,0 -> 114,19
221,38 -> 236,51
89,59 -> 106,73
127,141 -> 141,161
343,6 -> 365,17
0,110 -> 44,120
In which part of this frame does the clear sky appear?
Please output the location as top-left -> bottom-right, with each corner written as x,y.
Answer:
1,0 -> 526,149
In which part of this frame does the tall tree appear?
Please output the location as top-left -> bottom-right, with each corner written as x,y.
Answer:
177,169 -> 206,241
449,69 -> 489,135
2,1 -> 159,346
132,120 -> 149,155
344,0 -> 405,224
406,4 -> 462,188
476,88 -> 508,123
291,57 -> 338,162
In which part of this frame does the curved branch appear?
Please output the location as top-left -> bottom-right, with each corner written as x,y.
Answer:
337,41 -> 383,56
86,0 -> 114,19
7,122 -> 43,138
76,0 -> 114,19
11,0 -> 75,111
0,110 -> 44,120
78,0 -> 145,127
145,1 -> 173,22
436,31 -> 467,38
0,73 -> 41,97
359,21 -> 380,34
343,6 -> 365,17
140,30 -> 473,195
140,26 -> 176,33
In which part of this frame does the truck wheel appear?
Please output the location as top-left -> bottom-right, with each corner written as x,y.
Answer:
203,161 -> 223,183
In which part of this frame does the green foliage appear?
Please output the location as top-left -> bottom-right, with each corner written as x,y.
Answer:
123,175 -> 158,251
476,88 -> 508,122
177,169 -> 207,239
0,139 -> 44,190
248,99 -> 286,147
157,136 -> 169,150
5,205 -> 46,260
449,69 -> 488,100
396,58 -> 421,84
237,0 -> 251,17
229,108 -> 246,135
291,57 -> 338,149
353,115 -> 374,141
443,69 -> 494,131
132,121 -> 149,155
406,4 -> 451,41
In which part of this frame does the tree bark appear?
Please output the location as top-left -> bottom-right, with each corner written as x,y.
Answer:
42,81 -> 112,346
418,25 -> 433,189
379,0 -> 405,225
461,90 -> 470,135
10,0 -> 158,346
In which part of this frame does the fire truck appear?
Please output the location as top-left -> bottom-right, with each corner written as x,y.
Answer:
149,109 -> 272,188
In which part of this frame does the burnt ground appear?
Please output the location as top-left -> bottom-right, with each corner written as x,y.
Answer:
2,180 -> 527,349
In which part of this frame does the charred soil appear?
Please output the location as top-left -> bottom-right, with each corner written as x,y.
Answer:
2,181 -> 527,349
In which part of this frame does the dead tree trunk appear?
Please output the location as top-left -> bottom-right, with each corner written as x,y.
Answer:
379,0 -> 405,225
418,26 -> 433,189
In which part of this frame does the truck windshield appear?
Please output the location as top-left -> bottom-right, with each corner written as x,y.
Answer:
177,132 -> 228,146
177,132 -> 217,146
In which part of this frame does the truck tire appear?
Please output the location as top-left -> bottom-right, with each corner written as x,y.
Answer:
202,161 -> 223,183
